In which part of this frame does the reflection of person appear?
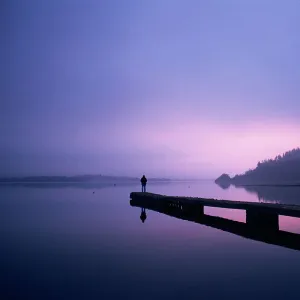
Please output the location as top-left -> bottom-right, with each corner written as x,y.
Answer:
140,175 -> 147,192
140,208 -> 147,223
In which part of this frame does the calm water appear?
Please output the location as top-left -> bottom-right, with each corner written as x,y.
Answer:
1,180 -> 300,300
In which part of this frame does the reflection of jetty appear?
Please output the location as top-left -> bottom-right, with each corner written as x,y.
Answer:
130,192 -> 300,251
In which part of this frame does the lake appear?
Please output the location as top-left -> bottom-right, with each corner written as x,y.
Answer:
1,180 -> 300,300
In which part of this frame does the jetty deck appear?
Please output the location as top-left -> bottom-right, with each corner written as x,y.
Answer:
130,192 -> 300,251
130,192 -> 300,231
130,192 -> 300,218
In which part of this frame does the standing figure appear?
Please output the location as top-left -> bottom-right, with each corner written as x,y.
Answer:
140,175 -> 147,192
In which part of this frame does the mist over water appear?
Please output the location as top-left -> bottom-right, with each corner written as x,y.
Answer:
1,180 -> 300,299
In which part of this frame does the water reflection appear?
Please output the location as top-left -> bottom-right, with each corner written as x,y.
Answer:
130,198 -> 300,252
1,183 -> 300,299
216,182 -> 300,205
140,208 -> 147,223
240,186 -> 300,205
215,181 -> 230,190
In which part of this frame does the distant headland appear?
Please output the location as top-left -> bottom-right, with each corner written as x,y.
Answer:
215,148 -> 300,187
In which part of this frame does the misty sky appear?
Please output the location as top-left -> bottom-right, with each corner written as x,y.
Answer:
1,0 -> 300,178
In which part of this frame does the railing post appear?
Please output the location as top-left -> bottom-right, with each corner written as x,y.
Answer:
246,209 -> 279,231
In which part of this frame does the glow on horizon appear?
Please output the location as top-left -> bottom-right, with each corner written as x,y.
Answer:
73,117 -> 300,178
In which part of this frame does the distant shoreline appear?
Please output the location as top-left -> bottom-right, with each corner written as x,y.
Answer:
0,175 -> 170,183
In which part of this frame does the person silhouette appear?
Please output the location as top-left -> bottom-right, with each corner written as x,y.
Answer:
140,208 -> 147,223
140,175 -> 147,192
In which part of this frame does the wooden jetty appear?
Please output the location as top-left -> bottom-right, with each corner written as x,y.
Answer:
130,192 -> 300,251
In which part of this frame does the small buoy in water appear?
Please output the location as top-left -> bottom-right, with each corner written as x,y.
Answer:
114,184 -> 116,186
93,191 -> 95,194
188,186 -> 190,188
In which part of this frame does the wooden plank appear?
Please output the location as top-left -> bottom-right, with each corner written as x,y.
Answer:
130,192 -> 300,218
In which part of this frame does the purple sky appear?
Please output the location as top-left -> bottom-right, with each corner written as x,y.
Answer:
1,0 -> 300,178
